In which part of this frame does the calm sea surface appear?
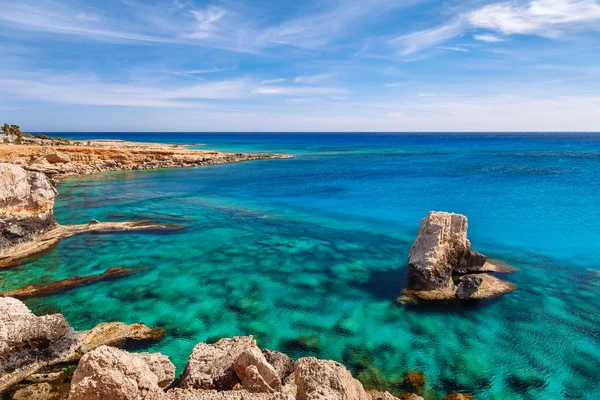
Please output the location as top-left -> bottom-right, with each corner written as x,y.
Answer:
3,133 -> 599,399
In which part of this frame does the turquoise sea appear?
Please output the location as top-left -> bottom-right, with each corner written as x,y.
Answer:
2,133 -> 599,399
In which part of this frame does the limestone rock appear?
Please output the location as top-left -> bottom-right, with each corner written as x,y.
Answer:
0,163 -> 57,251
178,336 -> 258,390
235,347 -> 281,392
9,382 -> 53,400
262,349 -> 294,381
455,273 -> 516,299
166,388 -> 294,399
442,394 -> 474,400
240,365 -> 275,394
69,345 -> 173,400
294,357 -> 371,400
407,212 -> 484,291
0,297 -> 79,392
137,352 -> 177,389
77,321 -> 166,355
45,152 -> 71,164
406,211 -> 516,301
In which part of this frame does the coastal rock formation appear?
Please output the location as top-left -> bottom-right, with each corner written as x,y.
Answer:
178,336 -> 259,390
294,357 -> 371,400
235,347 -> 282,392
0,143 -> 289,179
0,163 -> 57,251
165,388 -> 294,399
404,211 -> 516,301
69,345 -> 174,400
0,297 -> 167,393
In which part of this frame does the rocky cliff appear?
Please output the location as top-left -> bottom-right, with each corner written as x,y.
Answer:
0,163 -> 57,251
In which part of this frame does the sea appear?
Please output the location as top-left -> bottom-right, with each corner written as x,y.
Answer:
2,133 -> 599,399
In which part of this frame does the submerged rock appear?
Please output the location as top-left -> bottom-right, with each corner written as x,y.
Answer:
294,356 -> 371,400
69,345 -> 174,400
0,266 -> 141,299
442,393 -> 474,400
404,211 -> 516,301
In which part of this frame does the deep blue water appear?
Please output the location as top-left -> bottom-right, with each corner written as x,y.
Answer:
4,133 -> 600,399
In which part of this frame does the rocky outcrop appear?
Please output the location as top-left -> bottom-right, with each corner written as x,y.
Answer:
294,357 -> 371,400
0,163 -> 57,251
0,297 -> 166,393
0,143 -> 290,179
235,348 -> 281,393
442,394 -> 474,400
403,211 -> 516,301
166,388 -> 294,399
69,345 -> 174,400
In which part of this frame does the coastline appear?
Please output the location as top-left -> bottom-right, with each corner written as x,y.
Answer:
0,139 -> 290,181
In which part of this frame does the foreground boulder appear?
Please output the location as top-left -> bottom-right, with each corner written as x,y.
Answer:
177,336 -> 259,390
0,297 -> 79,392
0,163 -> 57,251
294,357 -> 371,400
404,211 -> 516,301
69,345 -> 174,400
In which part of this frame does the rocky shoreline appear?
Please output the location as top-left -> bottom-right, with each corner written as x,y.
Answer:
1,297 -> 473,400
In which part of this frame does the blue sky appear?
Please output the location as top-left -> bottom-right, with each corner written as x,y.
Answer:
1,0 -> 599,132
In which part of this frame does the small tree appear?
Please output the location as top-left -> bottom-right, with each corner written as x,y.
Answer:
1,124 -> 9,136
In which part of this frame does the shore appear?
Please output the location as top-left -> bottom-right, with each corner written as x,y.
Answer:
0,139 -> 290,180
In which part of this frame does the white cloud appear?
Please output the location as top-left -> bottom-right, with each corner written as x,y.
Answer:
294,73 -> 335,84
473,33 -> 507,42
391,20 -> 465,55
261,78 -> 287,84
392,0 -> 600,54
440,46 -> 470,52
468,0 -> 600,37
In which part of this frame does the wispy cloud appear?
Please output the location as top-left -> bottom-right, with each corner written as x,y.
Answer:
473,33 -> 506,42
392,0 -> 600,54
294,73 -> 335,84
261,78 -> 287,84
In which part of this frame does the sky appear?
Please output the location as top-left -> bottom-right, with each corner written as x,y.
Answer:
0,0 -> 600,132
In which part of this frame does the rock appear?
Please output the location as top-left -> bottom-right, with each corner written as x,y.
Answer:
69,345 -> 173,400
88,218 -> 100,225
0,297 -> 80,392
177,336 -> 258,390
295,357 -> 371,400
235,347 -> 282,392
45,152 -> 71,164
166,388 -> 294,399
137,352 -> 177,389
0,266 -> 140,299
368,390 -> 409,400
0,163 -> 57,251
240,365 -> 276,393
405,211 -> 516,300
442,394 -> 474,400
26,369 -> 67,383
455,273 -> 516,299
9,382 -> 53,400
397,395 -> 424,400
77,321 -> 166,355
401,370 -> 426,392
262,349 -> 294,381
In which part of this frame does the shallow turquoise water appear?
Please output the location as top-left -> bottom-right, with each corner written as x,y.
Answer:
3,133 -> 600,399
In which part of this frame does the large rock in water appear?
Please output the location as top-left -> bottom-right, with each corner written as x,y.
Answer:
69,345 -> 175,400
0,163 -> 57,251
405,211 -> 516,300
